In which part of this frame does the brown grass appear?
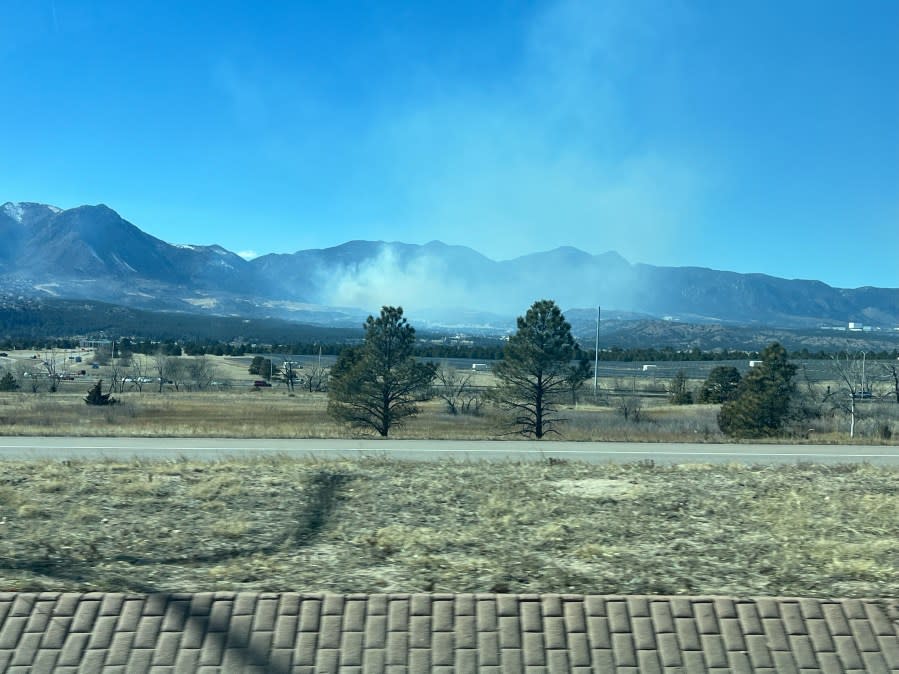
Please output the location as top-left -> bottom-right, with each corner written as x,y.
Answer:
3,350 -> 898,442
0,456 -> 896,597
1,377 -> 897,443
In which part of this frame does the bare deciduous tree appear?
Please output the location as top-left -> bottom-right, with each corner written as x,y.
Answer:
152,351 -> 179,392
880,362 -> 899,404
41,355 -> 62,392
435,365 -> 482,415
129,356 -> 148,392
616,395 -> 643,422
108,360 -> 126,393
185,356 -> 217,391
826,352 -> 870,438
302,362 -> 328,392
16,362 -> 45,394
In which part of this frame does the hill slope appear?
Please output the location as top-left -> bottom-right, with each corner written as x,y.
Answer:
1,201 -> 896,330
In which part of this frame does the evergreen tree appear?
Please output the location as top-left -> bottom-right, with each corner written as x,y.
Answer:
493,299 -> 577,438
0,372 -> 18,392
718,343 -> 796,437
698,366 -> 742,403
328,306 -> 435,436
84,380 -> 117,406
248,356 -> 275,379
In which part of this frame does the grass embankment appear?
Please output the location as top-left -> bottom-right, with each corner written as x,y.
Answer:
2,457 -> 896,597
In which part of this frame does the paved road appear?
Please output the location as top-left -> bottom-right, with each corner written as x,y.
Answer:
0,437 -> 896,464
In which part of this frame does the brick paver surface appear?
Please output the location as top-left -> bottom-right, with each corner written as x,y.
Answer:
0,593 -> 895,673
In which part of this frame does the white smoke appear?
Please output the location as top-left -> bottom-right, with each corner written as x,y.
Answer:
318,245 -> 477,315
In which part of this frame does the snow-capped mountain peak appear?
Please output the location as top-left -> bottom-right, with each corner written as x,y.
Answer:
2,202 -> 25,223
2,201 -> 63,224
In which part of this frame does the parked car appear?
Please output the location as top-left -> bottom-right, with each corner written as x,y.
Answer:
253,380 -> 272,388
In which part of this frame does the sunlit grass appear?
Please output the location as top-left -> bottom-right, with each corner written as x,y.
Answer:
0,457 -> 896,597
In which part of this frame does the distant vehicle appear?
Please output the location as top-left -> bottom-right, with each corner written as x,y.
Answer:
472,363 -> 489,372
253,380 -> 272,387
0,353 -> 7,357
851,391 -> 873,399
642,364 -> 657,371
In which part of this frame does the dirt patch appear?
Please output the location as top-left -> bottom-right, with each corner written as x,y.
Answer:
553,478 -> 641,500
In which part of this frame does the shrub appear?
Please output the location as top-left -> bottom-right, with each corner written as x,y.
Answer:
668,370 -> 694,405
84,380 -> 117,406
0,371 -> 18,391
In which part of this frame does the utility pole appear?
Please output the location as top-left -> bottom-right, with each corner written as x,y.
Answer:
593,305 -> 600,395
861,351 -> 866,397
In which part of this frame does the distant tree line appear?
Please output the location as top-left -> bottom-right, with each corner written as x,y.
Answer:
1,335 -> 896,364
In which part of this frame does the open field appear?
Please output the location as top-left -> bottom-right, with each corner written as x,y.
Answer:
1,457 -> 896,597
0,389 -> 729,441
2,389 -> 899,443
2,350 -> 898,442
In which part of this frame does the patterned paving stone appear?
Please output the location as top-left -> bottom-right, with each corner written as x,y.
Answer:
0,594 -> 894,673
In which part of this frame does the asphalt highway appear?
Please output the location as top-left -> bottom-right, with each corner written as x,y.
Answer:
0,437 -> 896,465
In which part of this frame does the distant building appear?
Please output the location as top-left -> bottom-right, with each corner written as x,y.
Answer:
80,339 -> 112,349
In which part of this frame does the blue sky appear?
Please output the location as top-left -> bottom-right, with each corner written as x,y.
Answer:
2,0 -> 897,289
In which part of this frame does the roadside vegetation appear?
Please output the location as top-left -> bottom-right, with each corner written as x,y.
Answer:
1,302 -> 897,599
1,300 -> 898,442
1,456 -> 896,597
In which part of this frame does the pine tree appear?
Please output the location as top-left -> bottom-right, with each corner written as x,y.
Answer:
328,306 -> 435,436
718,343 -> 796,437
493,299 -> 577,438
698,366 -> 742,403
0,372 -> 18,392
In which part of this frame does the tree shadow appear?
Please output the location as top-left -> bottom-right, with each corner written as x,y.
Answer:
1,468 -> 352,673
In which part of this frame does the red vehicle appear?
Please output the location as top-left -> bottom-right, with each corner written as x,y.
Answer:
253,380 -> 272,388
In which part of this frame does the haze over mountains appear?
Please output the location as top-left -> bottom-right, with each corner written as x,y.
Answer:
1,201 -> 896,331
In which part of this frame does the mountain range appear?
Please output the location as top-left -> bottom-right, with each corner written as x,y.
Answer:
2,201 -> 897,332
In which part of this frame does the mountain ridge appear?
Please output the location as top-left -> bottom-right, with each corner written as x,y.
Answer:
1,201 -> 896,330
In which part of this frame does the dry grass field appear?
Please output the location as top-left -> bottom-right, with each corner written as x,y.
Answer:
2,388 -> 898,443
2,351 -> 897,442
1,456 -> 896,597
